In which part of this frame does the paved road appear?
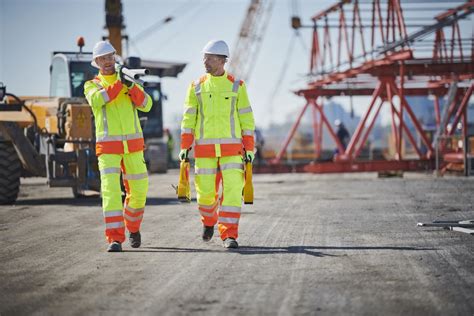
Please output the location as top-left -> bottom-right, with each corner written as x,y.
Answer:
1,171 -> 473,315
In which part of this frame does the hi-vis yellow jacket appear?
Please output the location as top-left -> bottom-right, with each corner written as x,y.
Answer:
84,73 -> 152,155
180,72 -> 255,158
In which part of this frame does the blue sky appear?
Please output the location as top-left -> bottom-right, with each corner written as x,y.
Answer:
1,0 -> 471,130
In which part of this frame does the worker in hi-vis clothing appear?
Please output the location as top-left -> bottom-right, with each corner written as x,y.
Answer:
84,41 -> 152,252
179,40 -> 255,249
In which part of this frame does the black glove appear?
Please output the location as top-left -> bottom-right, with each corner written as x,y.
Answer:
116,65 -> 133,87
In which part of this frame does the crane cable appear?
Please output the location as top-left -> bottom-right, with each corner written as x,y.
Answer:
150,1 -> 211,55
266,0 -> 308,124
265,32 -> 297,124
129,0 -> 202,56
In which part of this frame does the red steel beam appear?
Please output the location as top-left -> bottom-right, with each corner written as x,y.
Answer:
390,101 -> 424,159
345,81 -> 384,157
272,101 -> 311,163
307,60 -> 472,88
447,84 -> 474,137
297,86 -> 451,98
388,80 -> 434,156
314,99 -> 346,155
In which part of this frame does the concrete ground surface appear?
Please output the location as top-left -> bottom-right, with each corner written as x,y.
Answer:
0,170 -> 473,315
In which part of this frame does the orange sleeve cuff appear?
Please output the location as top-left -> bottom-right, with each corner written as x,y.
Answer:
129,85 -> 145,107
181,133 -> 194,149
242,135 -> 254,151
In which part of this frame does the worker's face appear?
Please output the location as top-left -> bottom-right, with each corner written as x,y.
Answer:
203,54 -> 226,75
96,53 -> 116,75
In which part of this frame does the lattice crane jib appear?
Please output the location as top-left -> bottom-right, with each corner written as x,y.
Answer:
228,0 -> 275,81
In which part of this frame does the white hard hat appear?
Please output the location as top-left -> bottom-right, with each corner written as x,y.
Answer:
202,40 -> 230,57
335,119 -> 342,126
91,41 -> 116,68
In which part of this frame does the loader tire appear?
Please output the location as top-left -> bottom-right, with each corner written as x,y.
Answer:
0,141 -> 21,205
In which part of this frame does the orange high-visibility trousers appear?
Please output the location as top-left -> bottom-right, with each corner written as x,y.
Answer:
194,156 -> 244,240
98,152 -> 148,243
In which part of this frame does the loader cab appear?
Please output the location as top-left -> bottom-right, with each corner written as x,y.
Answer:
142,81 -> 164,138
50,52 -> 95,98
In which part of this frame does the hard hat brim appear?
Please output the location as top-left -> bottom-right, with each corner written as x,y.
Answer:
91,52 -> 118,69
202,51 -> 228,58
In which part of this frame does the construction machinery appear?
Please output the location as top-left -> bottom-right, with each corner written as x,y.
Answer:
0,39 -> 185,205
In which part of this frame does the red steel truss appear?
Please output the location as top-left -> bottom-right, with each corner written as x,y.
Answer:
269,0 -> 473,174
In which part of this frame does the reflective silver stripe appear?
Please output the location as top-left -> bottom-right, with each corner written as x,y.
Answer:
238,107 -> 253,114
133,108 -> 139,134
140,94 -> 148,107
199,210 -> 214,217
104,210 -> 123,217
184,107 -> 197,115
218,217 -> 239,224
199,203 -> 217,211
220,163 -> 244,171
123,172 -> 148,180
125,205 -> 144,214
102,106 -> 108,136
242,130 -> 254,136
92,80 -> 103,88
195,167 -> 218,175
220,205 -> 241,213
126,133 -> 144,140
230,79 -> 240,138
100,89 -> 110,103
195,138 -> 242,145
194,80 -> 204,140
181,128 -> 194,134
100,167 -> 121,175
124,213 -> 143,222
97,133 -> 143,142
86,90 -> 96,100
106,222 -> 124,229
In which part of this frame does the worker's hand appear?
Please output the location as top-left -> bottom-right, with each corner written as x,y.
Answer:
128,85 -> 146,107
116,64 -> 134,87
179,149 -> 189,161
105,80 -> 123,101
245,151 -> 255,163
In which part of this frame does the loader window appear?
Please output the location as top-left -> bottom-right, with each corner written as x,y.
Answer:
50,57 -> 70,97
70,62 -> 96,98
140,84 -> 163,138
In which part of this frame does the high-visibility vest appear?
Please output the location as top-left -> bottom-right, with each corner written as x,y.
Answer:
180,72 -> 255,158
84,73 -> 152,155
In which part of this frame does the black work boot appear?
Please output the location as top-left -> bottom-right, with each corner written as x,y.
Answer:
223,238 -> 238,249
202,226 -> 214,241
129,231 -> 141,248
107,241 -> 122,252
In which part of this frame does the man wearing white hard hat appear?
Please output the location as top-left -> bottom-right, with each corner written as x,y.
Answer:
179,40 -> 256,249
84,41 -> 153,252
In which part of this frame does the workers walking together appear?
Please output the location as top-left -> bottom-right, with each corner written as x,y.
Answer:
84,41 -> 152,252
179,40 -> 255,249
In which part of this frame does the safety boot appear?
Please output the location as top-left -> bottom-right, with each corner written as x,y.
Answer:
202,226 -> 214,241
107,241 -> 122,252
129,231 -> 141,248
223,238 -> 238,249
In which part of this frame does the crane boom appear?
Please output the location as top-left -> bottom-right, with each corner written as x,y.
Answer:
228,0 -> 274,81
